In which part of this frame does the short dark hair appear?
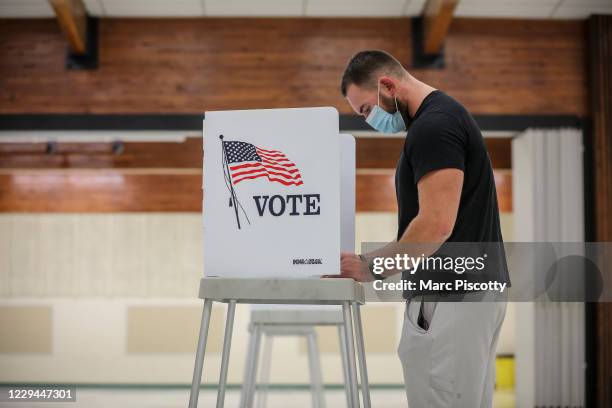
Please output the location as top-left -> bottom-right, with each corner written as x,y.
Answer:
340,50 -> 405,97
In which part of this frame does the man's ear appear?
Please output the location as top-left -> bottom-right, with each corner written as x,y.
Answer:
378,76 -> 396,97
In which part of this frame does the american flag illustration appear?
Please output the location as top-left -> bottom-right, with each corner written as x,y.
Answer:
223,140 -> 303,186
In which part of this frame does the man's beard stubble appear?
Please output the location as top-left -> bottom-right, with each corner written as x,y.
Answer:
381,94 -> 413,130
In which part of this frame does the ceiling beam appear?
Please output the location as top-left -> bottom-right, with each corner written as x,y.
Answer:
48,0 -> 98,69
48,0 -> 88,54
411,0 -> 459,68
423,0 -> 459,55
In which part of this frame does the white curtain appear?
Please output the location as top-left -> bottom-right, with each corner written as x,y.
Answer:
512,128 -> 585,407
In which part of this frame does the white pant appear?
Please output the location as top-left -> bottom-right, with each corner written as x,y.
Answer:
398,294 -> 507,408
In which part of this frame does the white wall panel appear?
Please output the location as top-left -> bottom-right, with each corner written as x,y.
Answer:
82,0 -> 105,16
306,0 -> 405,17
39,215 -> 75,296
74,215 -> 113,296
0,0 -> 54,18
403,0 -> 426,16
0,216 -> 10,296
0,0 -> 609,18
455,2 -> 555,18
553,4 -> 612,18
9,215 -> 42,296
205,0 -> 302,16
101,0 -> 203,17
354,212 -> 397,250
1,214 -> 203,297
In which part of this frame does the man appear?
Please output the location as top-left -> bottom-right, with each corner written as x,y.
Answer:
334,50 -> 510,407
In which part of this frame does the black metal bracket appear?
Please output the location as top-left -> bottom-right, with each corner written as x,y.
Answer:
66,16 -> 98,70
411,16 -> 445,69
111,140 -> 124,155
45,141 -> 58,154
0,113 -> 585,132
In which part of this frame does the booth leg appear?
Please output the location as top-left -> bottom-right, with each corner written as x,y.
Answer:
342,301 -> 360,407
216,300 -> 236,408
338,325 -> 352,408
352,303 -> 371,408
256,332 -> 273,408
241,323 -> 263,408
306,330 -> 326,408
189,299 -> 213,408
240,324 -> 256,408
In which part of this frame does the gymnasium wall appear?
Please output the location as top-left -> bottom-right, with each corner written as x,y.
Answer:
0,18 -> 587,115
0,136 -> 514,384
0,15 -> 580,386
0,212 -> 514,384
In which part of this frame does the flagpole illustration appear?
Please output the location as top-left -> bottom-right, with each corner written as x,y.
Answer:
220,135 -> 242,229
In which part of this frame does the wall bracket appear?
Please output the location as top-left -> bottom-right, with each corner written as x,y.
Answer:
66,16 -> 98,70
411,16 -> 445,69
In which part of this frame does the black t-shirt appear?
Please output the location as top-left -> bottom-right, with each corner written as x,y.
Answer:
395,90 -> 510,297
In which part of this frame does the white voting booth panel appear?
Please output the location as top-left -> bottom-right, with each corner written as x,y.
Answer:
340,133 -> 356,254
251,133 -> 355,312
203,107 -> 340,278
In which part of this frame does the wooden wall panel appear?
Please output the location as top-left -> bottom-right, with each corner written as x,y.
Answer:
355,138 -> 402,169
355,170 -> 512,212
356,171 -> 398,212
0,18 -> 587,116
0,135 -> 512,212
356,137 -> 511,169
0,136 -> 511,169
0,138 -> 203,169
0,172 -> 202,212
588,14 -> 612,408
493,170 -> 512,212
0,170 -> 511,213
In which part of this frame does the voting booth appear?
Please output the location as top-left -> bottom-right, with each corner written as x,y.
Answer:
189,108 -> 370,408
203,107 -> 340,277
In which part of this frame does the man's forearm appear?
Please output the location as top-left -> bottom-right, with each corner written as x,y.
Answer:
361,214 -> 449,278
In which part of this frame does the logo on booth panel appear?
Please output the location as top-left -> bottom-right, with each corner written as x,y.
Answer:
220,135 -> 319,230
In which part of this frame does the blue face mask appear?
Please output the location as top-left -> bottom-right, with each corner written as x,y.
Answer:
365,82 -> 406,133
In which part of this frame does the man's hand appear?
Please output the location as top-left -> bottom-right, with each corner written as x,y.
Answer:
322,252 -> 374,282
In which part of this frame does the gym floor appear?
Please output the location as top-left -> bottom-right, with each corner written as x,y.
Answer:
0,388 -> 515,408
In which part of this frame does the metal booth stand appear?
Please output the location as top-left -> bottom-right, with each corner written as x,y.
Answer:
187,277 -> 371,408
